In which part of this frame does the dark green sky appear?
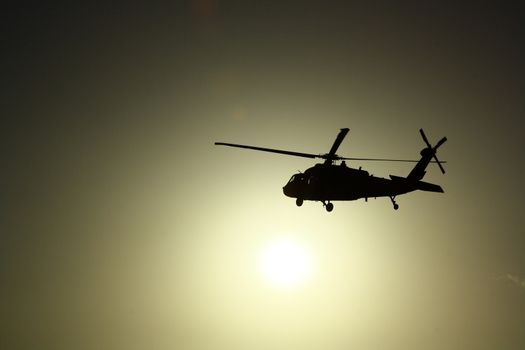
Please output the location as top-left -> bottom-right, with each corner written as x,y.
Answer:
2,2 -> 525,349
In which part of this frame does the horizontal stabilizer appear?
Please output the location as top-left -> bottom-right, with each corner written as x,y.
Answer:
389,175 -> 444,193
416,180 -> 444,193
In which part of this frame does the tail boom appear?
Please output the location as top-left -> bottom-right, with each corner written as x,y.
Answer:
389,175 -> 444,193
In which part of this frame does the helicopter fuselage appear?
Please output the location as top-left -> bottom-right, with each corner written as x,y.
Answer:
283,163 -> 413,202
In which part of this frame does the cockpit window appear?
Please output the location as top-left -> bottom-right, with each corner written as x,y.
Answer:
288,174 -> 304,184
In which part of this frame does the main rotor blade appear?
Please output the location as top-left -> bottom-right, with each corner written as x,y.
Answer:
215,142 -> 318,159
327,128 -> 350,158
340,156 -> 447,164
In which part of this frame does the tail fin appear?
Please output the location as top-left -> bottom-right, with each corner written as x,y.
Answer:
407,129 -> 447,181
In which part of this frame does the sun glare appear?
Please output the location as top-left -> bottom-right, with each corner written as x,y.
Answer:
259,237 -> 312,289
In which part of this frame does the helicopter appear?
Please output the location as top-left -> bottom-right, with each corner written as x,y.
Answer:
215,128 -> 447,212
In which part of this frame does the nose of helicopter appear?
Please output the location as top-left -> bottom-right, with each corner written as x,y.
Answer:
283,184 -> 288,196
283,183 -> 292,197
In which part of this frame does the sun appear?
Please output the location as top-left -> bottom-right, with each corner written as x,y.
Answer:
259,237 -> 313,289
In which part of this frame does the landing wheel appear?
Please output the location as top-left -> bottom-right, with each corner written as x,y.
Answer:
390,196 -> 399,210
296,198 -> 303,207
326,202 -> 334,212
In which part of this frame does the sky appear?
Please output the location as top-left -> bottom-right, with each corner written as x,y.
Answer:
2,1 -> 525,349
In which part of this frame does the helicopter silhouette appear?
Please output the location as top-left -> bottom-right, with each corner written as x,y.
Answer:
215,128 -> 447,212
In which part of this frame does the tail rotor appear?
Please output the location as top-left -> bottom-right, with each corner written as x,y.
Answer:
420,129 -> 447,174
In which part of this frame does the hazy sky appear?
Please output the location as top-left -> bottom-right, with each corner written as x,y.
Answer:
2,2 -> 525,350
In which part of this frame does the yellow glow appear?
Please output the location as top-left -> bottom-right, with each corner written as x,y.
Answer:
259,237 -> 312,289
